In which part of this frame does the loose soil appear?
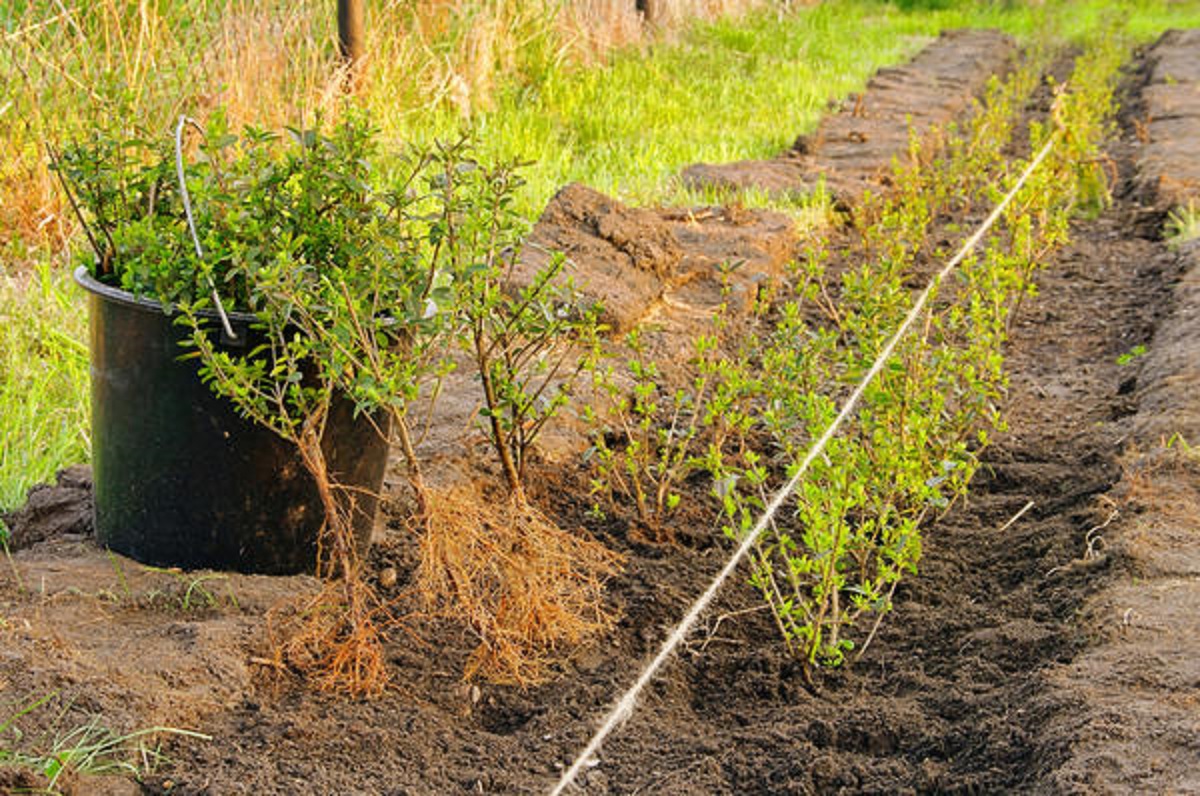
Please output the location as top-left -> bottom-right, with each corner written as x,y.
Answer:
0,465 -> 91,549
3,34 -> 1199,796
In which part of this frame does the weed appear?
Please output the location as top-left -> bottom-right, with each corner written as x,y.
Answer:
1,693 -> 210,793
138,566 -> 235,614
1165,432 -> 1198,459
1,701 -> 209,795
1164,200 -> 1200,248
106,551 -> 131,602
14,0 -> 1185,258
1117,343 -> 1148,366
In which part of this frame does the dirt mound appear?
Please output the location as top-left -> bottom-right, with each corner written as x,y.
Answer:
635,204 -> 800,368
678,158 -> 812,197
682,29 -> 1017,204
1,464 -> 93,549
515,182 -> 684,334
1133,29 -> 1200,210
520,187 -> 801,340
657,204 -> 798,312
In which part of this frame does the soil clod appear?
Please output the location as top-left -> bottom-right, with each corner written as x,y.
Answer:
1,464 -> 93,549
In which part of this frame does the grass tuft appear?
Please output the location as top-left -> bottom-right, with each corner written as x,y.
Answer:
1,693 -> 209,795
1165,200 -> 1200,249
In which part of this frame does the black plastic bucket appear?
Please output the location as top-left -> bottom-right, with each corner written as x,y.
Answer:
75,267 -> 390,575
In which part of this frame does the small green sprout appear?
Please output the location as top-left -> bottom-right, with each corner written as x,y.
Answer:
1116,344 -> 1147,366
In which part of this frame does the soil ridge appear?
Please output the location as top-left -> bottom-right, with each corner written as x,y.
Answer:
1034,30 -> 1200,791
680,29 -> 1017,205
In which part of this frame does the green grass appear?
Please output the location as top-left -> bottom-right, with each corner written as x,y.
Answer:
4,0 -> 1200,509
1165,199 -> 1200,248
0,261 -> 90,511
0,692 -> 210,795
395,0 -> 1200,217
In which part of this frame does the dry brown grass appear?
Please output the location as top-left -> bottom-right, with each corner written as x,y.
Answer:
1117,438 -> 1200,522
0,156 -> 66,252
1,0 -> 773,258
419,484 -> 624,685
197,4 -> 348,130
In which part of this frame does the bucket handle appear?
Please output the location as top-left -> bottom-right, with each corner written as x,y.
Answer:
174,115 -> 238,343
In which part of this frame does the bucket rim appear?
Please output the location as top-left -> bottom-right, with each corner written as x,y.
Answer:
73,265 -> 258,324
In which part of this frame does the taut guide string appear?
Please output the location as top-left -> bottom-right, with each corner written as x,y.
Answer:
550,129 -> 1062,795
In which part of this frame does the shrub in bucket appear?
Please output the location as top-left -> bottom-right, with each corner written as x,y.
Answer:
56,110 -> 452,580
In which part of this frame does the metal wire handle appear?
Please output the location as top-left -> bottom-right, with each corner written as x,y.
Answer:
174,115 -> 237,341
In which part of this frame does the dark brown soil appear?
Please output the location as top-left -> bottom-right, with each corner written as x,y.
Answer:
1,465 -> 92,548
1132,29 -> 1200,210
1033,30 -> 1200,794
3,34 -> 1199,796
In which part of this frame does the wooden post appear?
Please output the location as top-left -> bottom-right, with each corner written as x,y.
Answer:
337,0 -> 365,84
639,0 -> 664,27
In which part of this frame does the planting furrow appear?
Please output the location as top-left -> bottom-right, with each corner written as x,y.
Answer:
1035,30 -> 1200,792
680,29 -> 1016,205
1130,28 -> 1200,442
1040,243 -> 1200,795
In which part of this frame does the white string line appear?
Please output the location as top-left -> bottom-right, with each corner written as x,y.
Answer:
549,130 -> 1061,796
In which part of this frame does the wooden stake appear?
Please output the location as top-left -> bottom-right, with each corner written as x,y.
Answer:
337,0 -> 365,87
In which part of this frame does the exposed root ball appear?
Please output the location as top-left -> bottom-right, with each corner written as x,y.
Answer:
269,569 -> 396,698
420,485 -> 624,685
